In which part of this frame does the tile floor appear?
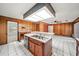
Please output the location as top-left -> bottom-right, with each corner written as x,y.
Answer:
0,41 -> 33,56
0,35 -> 77,56
52,35 -> 76,56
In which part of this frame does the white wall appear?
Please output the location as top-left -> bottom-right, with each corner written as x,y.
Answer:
74,22 -> 79,39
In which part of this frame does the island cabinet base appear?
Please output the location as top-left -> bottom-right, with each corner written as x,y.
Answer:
28,37 -> 52,56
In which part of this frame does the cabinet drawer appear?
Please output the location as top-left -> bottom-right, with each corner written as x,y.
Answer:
29,38 -> 43,46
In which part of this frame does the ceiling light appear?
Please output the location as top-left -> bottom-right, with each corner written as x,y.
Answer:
31,15 -> 43,20
25,7 -> 53,22
25,15 -> 43,22
25,17 -> 38,22
35,7 -> 54,19
24,3 -> 55,22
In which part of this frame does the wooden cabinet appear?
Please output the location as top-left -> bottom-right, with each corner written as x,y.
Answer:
60,24 -> 64,35
0,16 -> 7,45
39,22 -> 48,32
29,41 -> 35,53
53,24 -> 61,35
32,23 -> 37,31
53,23 -> 73,36
57,24 -> 61,35
65,23 -> 72,36
35,24 -> 39,31
53,24 -> 56,34
19,32 -> 28,40
35,44 -> 42,56
28,37 -> 52,56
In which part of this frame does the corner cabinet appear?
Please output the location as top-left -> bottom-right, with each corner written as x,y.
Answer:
28,37 -> 52,56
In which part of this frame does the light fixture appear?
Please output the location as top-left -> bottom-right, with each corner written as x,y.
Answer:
35,7 -> 54,19
24,3 -> 55,22
25,15 -> 43,22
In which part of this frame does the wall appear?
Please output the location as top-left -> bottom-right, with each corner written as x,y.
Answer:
74,22 -> 79,39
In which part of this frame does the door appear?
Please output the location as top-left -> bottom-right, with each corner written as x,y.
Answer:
48,25 -> 53,33
74,22 -> 79,38
7,21 -> 18,43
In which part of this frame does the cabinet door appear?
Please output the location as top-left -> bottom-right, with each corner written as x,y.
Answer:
65,24 -> 71,36
60,24 -> 65,35
29,41 -> 35,54
53,24 -> 57,34
57,24 -> 61,35
0,19 -> 7,44
35,45 -> 42,56
67,24 -> 72,36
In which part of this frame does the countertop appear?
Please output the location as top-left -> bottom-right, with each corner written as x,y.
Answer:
24,32 -> 54,43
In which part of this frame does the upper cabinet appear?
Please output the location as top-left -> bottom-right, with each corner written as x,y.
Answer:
0,16 -> 7,44
18,20 -> 33,32
39,22 -> 48,32
53,23 -> 73,37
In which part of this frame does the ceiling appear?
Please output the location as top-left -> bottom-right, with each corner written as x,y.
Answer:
0,3 -> 36,19
42,3 -> 79,24
0,3 -> 79,24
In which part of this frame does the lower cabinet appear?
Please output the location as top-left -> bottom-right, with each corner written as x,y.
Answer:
28,37 -> 52,56
29,41 -> 35,53
35,44 -> 42,56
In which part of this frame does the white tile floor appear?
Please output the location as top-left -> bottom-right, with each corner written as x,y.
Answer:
52,35 -> 76,56
0,41 -> 33,56
0,35 -> 77,56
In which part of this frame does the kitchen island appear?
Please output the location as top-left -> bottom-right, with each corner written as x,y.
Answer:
24,32 -> 53,56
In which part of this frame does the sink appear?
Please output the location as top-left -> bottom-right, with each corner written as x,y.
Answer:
31,35 -> 48,40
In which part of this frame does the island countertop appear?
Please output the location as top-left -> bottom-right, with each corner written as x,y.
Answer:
24,32 -> 53,43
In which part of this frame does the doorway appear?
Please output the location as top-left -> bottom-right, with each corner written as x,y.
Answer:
7,21 -> 18,43
48,25 -> 53,33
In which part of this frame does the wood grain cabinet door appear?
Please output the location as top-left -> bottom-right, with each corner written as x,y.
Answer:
29,41 -> 35,54
35,45 -> 43,56
0,19 -> 7,44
